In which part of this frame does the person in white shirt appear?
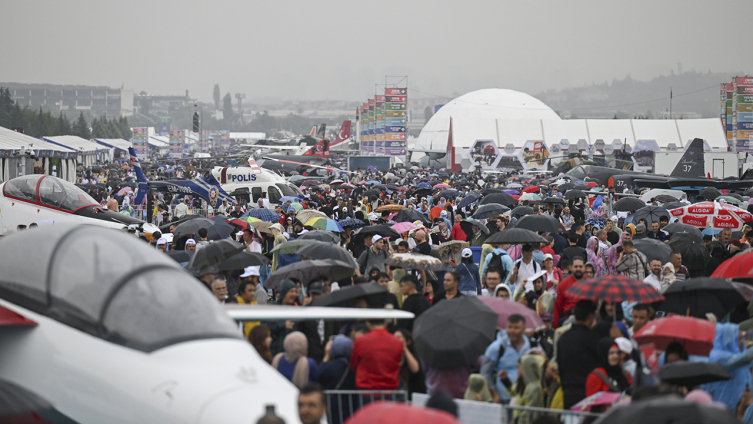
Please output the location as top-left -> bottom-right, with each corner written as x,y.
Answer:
642,258 -> 662,291
174,198 -> 189,218
508,244 -> 541,292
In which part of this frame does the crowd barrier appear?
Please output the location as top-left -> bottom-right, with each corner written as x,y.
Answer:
323,390 -> 407,424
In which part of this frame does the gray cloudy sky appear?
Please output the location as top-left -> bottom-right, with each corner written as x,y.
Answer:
1,0 -> 751,103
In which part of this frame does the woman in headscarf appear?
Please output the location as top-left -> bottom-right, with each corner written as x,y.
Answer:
606,231 -> 632,275
272,331 -> 320,389
585,338 -> 632,396
435,220 -> 453,244
318,335 -> 356,390
661,262 -> 676,289
464,373 -> 493,402
586,236 -> 607,277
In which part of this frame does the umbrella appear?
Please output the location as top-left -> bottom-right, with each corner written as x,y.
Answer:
669,201 -> 753,231
457,193 -> 482,209
242,208 -> 281,222
384,253 -> 445,271
416,182 -> 431,188
344,401 -> 459,424
557,182 -> 575,191
361,189 -> 381,198
662,201 -> 686,210
339,218 -> 365,229
375,204 -> 405,213
563,189 -> 587,200
669,233 -> 709,276
471,203 -> 510,220
570,391 -> 624,412
506,183 -> 523,189
297,241 -> 359,268
732,281 -> 753,301
414,296 -> 498,368
393,209 -> 431,226
712,251 -> 753,279
476,297 -> 545,330
173,217 -> 233,241
304,217 -> 344,232
632,205 -> 670,225
633,315 -> 715,356
437,240 -> 469,257
480,193 -> 517,207
715,195 -> 743,206
265,259 -> 356,290
567,275 -> 665,304
699,187 -> 722,200
486,228 -> 548,245
310,283 -> 387,307
391,221 -> 419,234
504,189 -> 520,195
663,222 -> 703,238
228,218 -> 251,231
459,219 -> 490,238
520,193 -> 542,201
521,186 -> 540,194
116,186 -> 132,196
633,238 -> 672,265
573,183 -> 592,191
329,179 -> 344,186
288,202 -> 303,213
0,378 -> 81,424
433,183 -> 450,189
592,395 -> 739,424
613,197 -> 646,212
510,206 -> 534,219
187,239 -> 245,271
543,197 -> 566,204
509,214 -> 566,234
218,251 -> 269,271
482,188 -> 504,195
166,250 -> 194,263
438,189 -> 460,198
357,225 -> 401,240
270,238 -> 315,254
659,277 -> 746,318
249,220 -> 274,236
296,230 -> 340,243
655,194 -> 680,203
296,209 -> 328,225
659,361 -> 731,387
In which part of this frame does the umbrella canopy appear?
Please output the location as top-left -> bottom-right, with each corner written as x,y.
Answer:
668,201 -> 753,231
242,208 -> 281,222
519,193 -> 542,202
543,197 -> 566,204
715,195 -> 743,206
659,277 -> 746,318
438,189 -> 460,198
437,240 -> 469,257
249,220 -> 274,236
304,217 -> 344,232
669,233 -> 709,276
414,297 -> 498,368
310,283 -> 386,307
592,395 -> 739,424
613,197 -> 646,212
457,193 -> 482,209
509,214 -> 565,235
521,186 -> 540,194
296,209 -> 328,225
506,183 -> 523,189
416,182 -> 431,189
486,228 -> 548,245
557,182 -> 575,191
510,206 -> 534,219
573,183 -> 591,191
567,275 -> 665,304
433,183 -> 450,189
345,401 -> 459,424
265,259 -> 356,290
384,253 -> 445,271
712,251 -> 753,279
270,239 -> 315,255
391,221 -> 419,234
297,241 -> 358,268
218,251 -> 269,271
187,239 -> 245,271
699,186 -> 722,200
296,231 -> 340,243
633,238 -> 672,265
361,189 -> 381,198
339,218 -> 365,229
480,193 -> 517,207
357,225 -> 401,240
459,219 -> 490,238
166,250 -> 194,263
563,189 -> 587,200
471,203 -> 510,220
659,361 -> 731,387
482,188 -> 505,195
173,217 -> 233,241
375,204 -> 405,213
633,315 -> 716,356
476,297 -> 545,330
654,194 -> 679,203
632,205 -> 670,226
116,186 -> 132,196
662,201 -> 686,210
393,209 -> 431,226
663,222 -> 703,238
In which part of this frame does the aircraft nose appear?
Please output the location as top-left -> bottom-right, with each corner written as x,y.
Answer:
196,386 -> 297,424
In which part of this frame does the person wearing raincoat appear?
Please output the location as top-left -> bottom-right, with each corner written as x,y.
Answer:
705,323 -> 753,413
499,353 -> 546,423
464,373 -> 493,402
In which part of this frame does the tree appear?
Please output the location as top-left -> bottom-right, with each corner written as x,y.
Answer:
213,84 -> 221,110
424,106 -> 433,122
223,93 -> 234,123
73,112 -> 91,139
57,112 -> 72,135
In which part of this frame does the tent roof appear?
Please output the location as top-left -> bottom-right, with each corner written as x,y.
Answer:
93,138 -> 132,151
42,136 -> 108,154
0,126 -> 73,153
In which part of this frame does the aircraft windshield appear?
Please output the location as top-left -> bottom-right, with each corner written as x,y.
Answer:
567,166 -> 589,181
276,183 -> 302,197
38,176 -> 98,211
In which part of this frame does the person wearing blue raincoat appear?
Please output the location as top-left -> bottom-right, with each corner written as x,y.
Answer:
705,323 -> 753,413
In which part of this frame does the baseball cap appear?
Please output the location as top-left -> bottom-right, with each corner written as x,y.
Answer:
240,266 -> 260,278
236,231 -> 245,237
540,312 -> 553,322
461,248 -> 473,258
543,253 -> 553,261
614,337 -> 633,354
156,237 -> 167,245
610,215 -> 618,222
309,281 -> 325,295
372,235 -> 385,244
127,224 -> 138,231
636,223 -> 646,232
185,238 -> 196,245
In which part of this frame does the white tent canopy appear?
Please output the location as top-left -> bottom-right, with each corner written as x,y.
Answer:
0,126 -> 78,182
42,136 -> 109,168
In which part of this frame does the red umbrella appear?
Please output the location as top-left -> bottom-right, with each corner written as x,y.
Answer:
476,297 -> 546,330
345,401 -> 458,424
229,218 -> 249,231
510,194 -> 520,201
711,251 -> 753,279
522,186 -> 540,193
586,181 -> 598,188
566,275 -> 665,304
668,201 -> 753,231
633,316 -> 715,356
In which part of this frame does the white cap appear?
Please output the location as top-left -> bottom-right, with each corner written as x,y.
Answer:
283,232 -> 290,239
372,235 -> 385,244
127,224 -> 138,231
236,231 -> 245,237
543,253 -> 553,261
240,266 -> 260,278
342,207 -> 348,211
461,247 -> 473,258
610,215 -> 618,221
186,238 -> 196,245
615,337 -> 633,354
156,237 -> 167,245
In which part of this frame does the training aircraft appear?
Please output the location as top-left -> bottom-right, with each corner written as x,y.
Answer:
0,224 -> 413,424
0,172 -> 157,235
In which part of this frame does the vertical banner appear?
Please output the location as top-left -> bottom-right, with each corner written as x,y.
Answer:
200,130 -> 209,152
220,130 -> 230,150
169,130 -> 183,159
384,87 -> 407,156
361,103 -> 369,153
368,99 -> 375,154
375,95 -> 386,155
726,83 -> 734,149
132,127 -> 148,159
735,77 -> 753,152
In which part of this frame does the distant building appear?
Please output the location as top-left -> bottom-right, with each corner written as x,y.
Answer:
0,82 -> 133,117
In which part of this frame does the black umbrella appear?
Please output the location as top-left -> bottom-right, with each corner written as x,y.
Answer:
471,203 -> 510,220
265,259 -> 356,290
593,395 -> 738,424
481,188 -> 504,195
660,277 -> 746,318
166,249 -> 194,262
662,201 -> 686,211
543,197 -> 566,205
174,217 -> 233,241
393,209 -> 431,226
459,219 -> 490,238
659,361 -> 731,387
438,189 -> 460,198
298,241 -> 359,268
410,187 -> 432,199
357,224 -> 401,240
633,238 -> 672,265
699,187 -> 722,200
574,183 -> 591,191
613,197 -> 646,212
159,214 -> 203,233
218,251 -> 269,271
187,239 -> 245,271
557,182 -> 575,191
655,194 -> 679,203
297,231 -> 340,243
486,228 -> 548,245
509,214 -> 566,234
663,222 -> 703,238
413,297 -> 498,368
362,189 -> 381,198
510,206 -> 534,219
632,205 -> 670,226
668,233 -> 709,277
310,283 -> 387,307
563,189 -> 587,200
480,193 -> 517,207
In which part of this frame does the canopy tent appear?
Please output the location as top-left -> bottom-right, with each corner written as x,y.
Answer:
93,138 -> 132,161
0,126 -> 78,183
42,136 -> 109,167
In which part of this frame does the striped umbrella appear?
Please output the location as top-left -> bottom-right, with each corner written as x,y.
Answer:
305,217 -> 345,232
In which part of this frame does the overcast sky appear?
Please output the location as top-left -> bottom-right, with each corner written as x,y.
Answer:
1,0 -> 750,103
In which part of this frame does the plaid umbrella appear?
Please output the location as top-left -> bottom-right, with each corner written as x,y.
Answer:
566,275 -> 665,303
242,208 -> 281,222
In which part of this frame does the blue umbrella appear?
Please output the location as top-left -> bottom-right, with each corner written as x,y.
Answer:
339,218 -> 365,229
416,182 -> 431,189
365,180 -> 381,185
457,194 -> 482,209
367,166 -> 377,172
438,189 -> 460,198
504,189 -> 520,195
242,208 -> 281,222
429,173 -> 439,177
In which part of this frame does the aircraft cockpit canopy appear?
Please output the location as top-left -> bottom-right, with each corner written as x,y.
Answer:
3,175 -> 98,212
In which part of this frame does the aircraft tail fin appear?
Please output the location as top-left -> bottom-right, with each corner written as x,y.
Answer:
193,175 -> 234,209
309,126 -> 317,136
303,139 -> 330,157
128,147 -> 149,205
670,138 -> 705,179
332,120 -> 351,146
446,117 -> 460,173
316,124 -> 326,139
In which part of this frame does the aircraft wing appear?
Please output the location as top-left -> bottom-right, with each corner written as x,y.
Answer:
224,305 -> 414,321
261,156 -> 351,174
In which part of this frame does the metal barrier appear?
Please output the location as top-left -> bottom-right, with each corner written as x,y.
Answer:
323,390 -> 407,424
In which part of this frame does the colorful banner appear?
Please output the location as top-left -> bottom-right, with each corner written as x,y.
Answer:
734,77 -> 753,152
169,130 -> 183,158
384,87 -> 407,155
132,127 -> 148,158
200,130 -> 209,152
220,130 -> 230,150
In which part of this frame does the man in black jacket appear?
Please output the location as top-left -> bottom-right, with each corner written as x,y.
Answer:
559,233 -> 587,268
398,274 -> 430,331
556,300 -> 600,409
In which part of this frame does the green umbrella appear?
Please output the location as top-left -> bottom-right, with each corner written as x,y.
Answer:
270,239 -> 315,254
715,196 -> 742,207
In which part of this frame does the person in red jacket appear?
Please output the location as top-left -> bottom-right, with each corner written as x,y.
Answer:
585,338 -> 633,397
552,257 -> 585,328
451,214 -> 467,241
350,319 -> 404,390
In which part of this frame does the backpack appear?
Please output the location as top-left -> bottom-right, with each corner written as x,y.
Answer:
487,251 -> 510,280
513,258 -> 540,277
